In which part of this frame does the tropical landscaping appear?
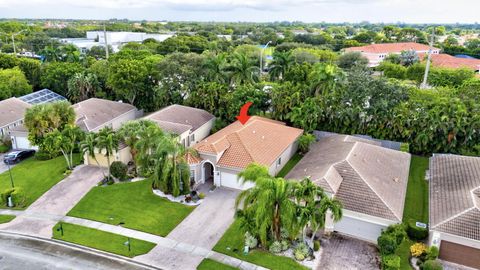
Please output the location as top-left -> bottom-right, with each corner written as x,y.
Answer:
52,222 -> 156,257
67,179 -> 193,236
378,156 -> 433,270
212,163 -> 342,269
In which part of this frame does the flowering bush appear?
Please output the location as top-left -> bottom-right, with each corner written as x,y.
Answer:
410,242 -> 427,257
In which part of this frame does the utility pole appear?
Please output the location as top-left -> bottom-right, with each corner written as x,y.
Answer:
421,27 -> 435,89
103,22 -> 109,59
260,40 -> 272,76
12,30 -> 26,57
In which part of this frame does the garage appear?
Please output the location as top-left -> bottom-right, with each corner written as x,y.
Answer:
10,134 -> 37,150
439,241 -> 480,269
219,171 -> 254,190
334,215 -> 387,243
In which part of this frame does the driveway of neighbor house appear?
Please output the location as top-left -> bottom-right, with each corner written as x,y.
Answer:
136,187 -> 239,269
0,165 -> 104,237
0,153 -> 16,174
318,234 -> 380,270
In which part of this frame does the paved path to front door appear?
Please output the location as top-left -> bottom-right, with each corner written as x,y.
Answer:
136,187 -> 239,269
0,165 -> 104,237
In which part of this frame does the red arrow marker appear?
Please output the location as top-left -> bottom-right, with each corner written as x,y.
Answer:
236,102 -> 253,125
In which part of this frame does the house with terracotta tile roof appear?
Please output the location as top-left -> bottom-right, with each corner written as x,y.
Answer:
286,134 -> 411,242
419,53 -> 480,73
429,154 -> 480,269
344,42 -> 440,67
190,116 -> 303,190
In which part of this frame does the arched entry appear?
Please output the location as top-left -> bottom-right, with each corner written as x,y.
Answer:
202,161 -> 214,184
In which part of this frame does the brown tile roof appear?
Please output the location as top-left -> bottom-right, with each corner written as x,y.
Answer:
72,98 -> 137,132
430,154 -> 480,241
0,98 -> 31,128
195,116 -> 303,169
144,105 -> 214,135
419,53 -> 480,71
286,135 -> 411,222
345,42 -> 438,54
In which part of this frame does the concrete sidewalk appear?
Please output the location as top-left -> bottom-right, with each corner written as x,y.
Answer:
0,210 -> 266,270
0,165 -> 104,237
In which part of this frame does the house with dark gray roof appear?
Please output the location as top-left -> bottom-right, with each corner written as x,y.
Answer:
73,98 -> 141,133
144,104 -> 215,148
0,98 -> 31,141
286,134 -> 411,242
429,154 -> 480,269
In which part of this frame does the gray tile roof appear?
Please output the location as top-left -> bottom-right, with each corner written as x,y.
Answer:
286,134 -> 411,222
73,98 -> 137,132
144,105 -> 214,135
430,154 -> 480,241
0,98 -> 31,128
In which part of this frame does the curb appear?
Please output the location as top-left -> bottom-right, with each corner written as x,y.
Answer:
0,230 -> 163,270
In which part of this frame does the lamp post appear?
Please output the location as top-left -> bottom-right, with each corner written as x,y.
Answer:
12,29 -> 27,57
259,40 -> 272,75
6,161 -> 14,188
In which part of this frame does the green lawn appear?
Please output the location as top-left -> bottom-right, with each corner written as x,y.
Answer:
67,179 -> 194,236
0,214 -> 15,224
52,222 -> 155,257
395,238 -> 415,270
0,154 -> 80,209
213,220 -> 308,270
397,156 -> 429,270
197,259 -> 239,270
402,156 -> 429,223
276,153 -> 303,178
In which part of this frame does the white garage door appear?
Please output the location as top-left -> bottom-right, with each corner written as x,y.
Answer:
12,136 -> 37,150
334,215 -> 387,243
219,171 -> 254,190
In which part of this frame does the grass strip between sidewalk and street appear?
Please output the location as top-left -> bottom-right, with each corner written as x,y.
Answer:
52,222 -> 156,258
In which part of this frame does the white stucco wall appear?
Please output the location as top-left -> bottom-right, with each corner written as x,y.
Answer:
332,209 -> 396,243
190,118 -> 215,146
84,147 -> 132,168
1,119 -> 24,140
268,141 -> 298,176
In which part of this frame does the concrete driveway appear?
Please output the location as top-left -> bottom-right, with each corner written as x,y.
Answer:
318,234 -> 380,270
0,153 -> 16,174
0,165 -> 105,237
136,187 -> 239,269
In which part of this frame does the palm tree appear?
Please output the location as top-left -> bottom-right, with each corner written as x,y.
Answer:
269,51 -> 293,81
61,44 -> 80,62
294,178 -> 343,248
118,120 -> 157,173
40,46 -> 60,62
135,125 -> 165,176
80,132 -> 106,178
309,63 -> 343,96
204,53 -> 228,83
152,134 -> 190,197
95,127 -> 119,179
227,52 -> 260,85
67,72 -> 100,103
235,165 -> 297,246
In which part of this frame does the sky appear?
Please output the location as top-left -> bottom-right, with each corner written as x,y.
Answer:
0,0 -> 478,23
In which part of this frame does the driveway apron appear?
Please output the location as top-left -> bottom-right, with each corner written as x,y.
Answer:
0,165 -> 104,238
